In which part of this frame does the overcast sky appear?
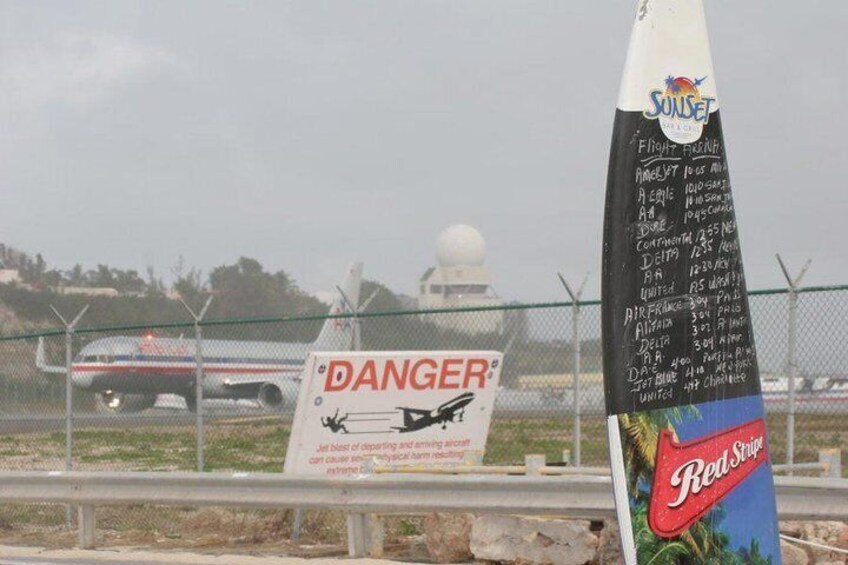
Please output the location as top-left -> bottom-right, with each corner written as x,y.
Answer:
1,1 -> 845,302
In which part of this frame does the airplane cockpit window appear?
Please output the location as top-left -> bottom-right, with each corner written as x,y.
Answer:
97,354 -> 115,364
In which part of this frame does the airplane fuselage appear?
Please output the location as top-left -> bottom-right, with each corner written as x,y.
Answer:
71,336 -> 306,399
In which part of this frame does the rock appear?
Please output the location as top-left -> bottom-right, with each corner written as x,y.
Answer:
596,520 -> 625,565
781,521 -> 805,539
780,521 -> 848,563
782,521 -> 848,564
780,539 -> 810,565
423,513 -> 474,563
470,515 -> 598,565
837,529 -> 848,551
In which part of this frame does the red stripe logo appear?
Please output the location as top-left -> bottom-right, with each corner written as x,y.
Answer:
649,418 -> 768,538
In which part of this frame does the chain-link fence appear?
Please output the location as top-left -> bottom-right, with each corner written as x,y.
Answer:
0,285 -> 846,542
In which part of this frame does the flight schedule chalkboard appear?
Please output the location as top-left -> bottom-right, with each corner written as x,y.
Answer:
602,112 -> 760,415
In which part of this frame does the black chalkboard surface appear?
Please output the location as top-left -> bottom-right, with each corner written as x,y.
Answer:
602,111 -> 760,416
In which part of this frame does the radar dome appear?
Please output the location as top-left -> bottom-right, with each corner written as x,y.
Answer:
436,224 -> 486,267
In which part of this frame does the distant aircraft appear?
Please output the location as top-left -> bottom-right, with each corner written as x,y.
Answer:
393,392 -> 475,433
37,263 -> 363,414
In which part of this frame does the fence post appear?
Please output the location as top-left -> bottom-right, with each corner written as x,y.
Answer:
49,304 -> 88,530
776,255 -> 810,475
336,286 -> 380,553
180,297 -> 213,473
338,286 -> 379,351
558,273 -> 588,467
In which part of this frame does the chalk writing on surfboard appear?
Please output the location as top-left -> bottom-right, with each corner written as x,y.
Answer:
603,113 -> 760,415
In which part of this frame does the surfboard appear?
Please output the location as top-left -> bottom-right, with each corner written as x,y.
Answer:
602,2 -> 782,564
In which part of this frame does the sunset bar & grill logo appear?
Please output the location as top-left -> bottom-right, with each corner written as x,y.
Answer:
644,75 -> 716,143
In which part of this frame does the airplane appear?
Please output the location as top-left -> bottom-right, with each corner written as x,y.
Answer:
36,263 -> 363,414
393,392 -> 475,433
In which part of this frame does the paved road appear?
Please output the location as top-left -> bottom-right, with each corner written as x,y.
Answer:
0,546 -> 405,565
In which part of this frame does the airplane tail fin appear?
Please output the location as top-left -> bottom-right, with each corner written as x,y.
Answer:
312,262 -> 364,351
36,337 -> 67,374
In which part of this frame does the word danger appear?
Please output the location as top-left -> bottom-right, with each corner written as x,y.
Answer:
324,358 -> 491,392
668,435 -> 765,508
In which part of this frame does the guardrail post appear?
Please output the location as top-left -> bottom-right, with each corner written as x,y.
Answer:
290,509 -> 305,544
180,297 -> 213,473
776,255 -> 810,475
368,514 -> 385,558
558,273 -> 588,467
526,454 -> 546,476
78,504 -> 96,549
347,513 -> 368,558
346,455 -> 383,557
49,304 -> 89,530
819,449 -> 842,478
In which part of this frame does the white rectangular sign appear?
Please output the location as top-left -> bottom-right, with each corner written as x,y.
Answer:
284,351 -> 503,476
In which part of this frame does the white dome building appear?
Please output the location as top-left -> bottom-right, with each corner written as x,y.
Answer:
419,224 -> 503,335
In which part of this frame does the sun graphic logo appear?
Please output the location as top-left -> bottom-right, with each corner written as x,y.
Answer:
644,75 -> 716,144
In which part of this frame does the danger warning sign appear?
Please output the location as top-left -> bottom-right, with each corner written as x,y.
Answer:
283,351 -> 503,476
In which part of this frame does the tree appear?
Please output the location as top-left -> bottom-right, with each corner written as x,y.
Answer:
87,264 -> 115,288
66,264 -> 85,286
208,257 -> 297,318
146,267 -> 165,295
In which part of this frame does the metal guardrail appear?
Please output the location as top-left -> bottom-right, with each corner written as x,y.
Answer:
0,470 -> 845,554
370,450 -> 843,478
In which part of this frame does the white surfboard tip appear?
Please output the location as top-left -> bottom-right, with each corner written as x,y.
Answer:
617,0 -> 719,114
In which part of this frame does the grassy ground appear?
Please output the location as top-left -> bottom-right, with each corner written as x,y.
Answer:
0,413 -> 843,473
0,413 -> 843,552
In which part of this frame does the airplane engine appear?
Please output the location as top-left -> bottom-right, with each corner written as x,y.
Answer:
95,391 -> 157,414
257,383 -> 286,412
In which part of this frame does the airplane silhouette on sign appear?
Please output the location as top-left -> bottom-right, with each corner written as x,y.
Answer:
393,392 -> 475,433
